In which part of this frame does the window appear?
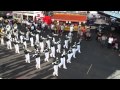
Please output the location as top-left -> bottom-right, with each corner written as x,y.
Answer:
23,15 -> 27,20
28,16 -> 33,21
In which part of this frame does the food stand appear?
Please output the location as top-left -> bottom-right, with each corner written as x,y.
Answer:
51,11 -> 88,31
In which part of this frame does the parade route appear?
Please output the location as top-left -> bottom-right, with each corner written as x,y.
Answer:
1,25 -> 120,79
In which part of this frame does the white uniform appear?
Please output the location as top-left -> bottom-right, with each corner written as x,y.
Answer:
52,37 -> 55,44
35,54 -> 41,69
72,45 -> 77,58
67,49 -> 73,63
35,34 -> 39,44
44,49 -> 49,62
108,37 -> 113,44
0,36 -> 4,45
56,42 -> 61,53
46,39 -> 51,49
52,59 -> 59,76
20,35 -> 24,43
59,55 -> 67,69
23,40 -> 27,49
68,32 -> 73,43
14,43 -> 20,54
15,32 -> 19,40
24,50 -> 30,63
7,33 -> 11,40
30,36 -> 34,47
70,25 -> 74,32
6,39 -> 12,50
26,32 -> 29,40
76,42 -> 81,53
39,38 -> 44,53
50,45 -> 55,58
64,38 -> 69,49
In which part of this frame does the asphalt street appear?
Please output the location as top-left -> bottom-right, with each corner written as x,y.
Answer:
0,25 -> 120,79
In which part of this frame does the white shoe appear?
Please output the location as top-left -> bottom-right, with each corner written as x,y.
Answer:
64,67 -> 67,69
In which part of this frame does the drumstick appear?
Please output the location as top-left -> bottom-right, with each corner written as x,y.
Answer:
86,64 -> 92,75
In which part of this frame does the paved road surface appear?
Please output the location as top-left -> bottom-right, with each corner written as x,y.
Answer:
0,25 -> 120,79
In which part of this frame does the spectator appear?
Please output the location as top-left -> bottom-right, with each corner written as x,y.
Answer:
85,31 -> 91,40
107,36 -> 113,48
101,34 -> 107,47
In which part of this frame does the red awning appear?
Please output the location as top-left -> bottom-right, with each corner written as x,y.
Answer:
51,14 -> 87,22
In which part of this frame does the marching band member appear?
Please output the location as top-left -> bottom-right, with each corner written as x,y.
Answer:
76,41 -> 81,53
46,35 -> 51,49
29,32 -> 34,47
56,38 -> 61,53
19,31 -> 24,43
13,41 -> 20,54
11,33 -> 16,42
52,36 -> 55,44
33,53 -> 41,69
59,51 -> 67,69
35,32 -> 39,44
52,57 -> 59,76
6,37 -> 12,50
44,47 -> 49,62
26,31 -> 29,40
68,31 -> 73,44
23,38 -> 27,49
67,47 -> 73,63
63,35 -> 69,49
39,36 -> 44,53
50,44 -> 55,58
72,42 -> 77,58
7,31 -> 11,40
34,44 -> 39,53
24,49 -> 31,63
0,34 -> 4,45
